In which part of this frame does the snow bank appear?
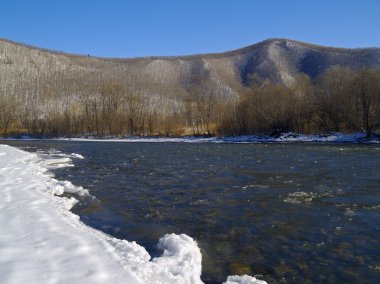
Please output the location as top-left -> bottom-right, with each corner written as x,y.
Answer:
0,144 -> 265,284
152,234 -> 202,283
54,132 -> 379,144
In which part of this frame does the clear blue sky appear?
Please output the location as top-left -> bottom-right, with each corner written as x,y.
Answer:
1,0 -> 379,58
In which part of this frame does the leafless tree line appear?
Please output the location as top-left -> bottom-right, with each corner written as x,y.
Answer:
0,65 -> 379,137
219,66 -> 380,136
0,73 -> 221,137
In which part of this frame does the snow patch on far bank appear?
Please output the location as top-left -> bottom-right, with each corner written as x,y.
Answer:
51,132 -> 380,144
3,132 -> 380,144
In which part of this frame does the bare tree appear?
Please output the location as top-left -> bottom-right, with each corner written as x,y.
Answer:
100,82 -> 125,136
352,69 -> 380,135
314,66 -> 355,132
0,95 -> 17,136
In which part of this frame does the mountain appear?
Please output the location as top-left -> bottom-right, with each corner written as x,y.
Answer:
1,37 -> 380,137
1,37 -> 380,99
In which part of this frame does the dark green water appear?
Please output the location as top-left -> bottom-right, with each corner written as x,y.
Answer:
2,140 -> 380,283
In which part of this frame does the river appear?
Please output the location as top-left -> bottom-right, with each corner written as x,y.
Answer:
2,140 -> 380,283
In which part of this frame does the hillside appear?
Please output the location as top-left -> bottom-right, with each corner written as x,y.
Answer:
1,38 -> 380,95
0,38 -> 380,137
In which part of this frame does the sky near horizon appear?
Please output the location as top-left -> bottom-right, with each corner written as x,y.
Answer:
1,0 -> 379,58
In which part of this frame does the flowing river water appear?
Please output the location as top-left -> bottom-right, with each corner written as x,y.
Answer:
2,140 -> 380,283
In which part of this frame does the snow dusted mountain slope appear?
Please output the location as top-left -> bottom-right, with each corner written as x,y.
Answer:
0,37 -> 379,102
0,144 -> 265,284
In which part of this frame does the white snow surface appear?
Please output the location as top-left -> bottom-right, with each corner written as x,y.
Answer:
52,132 -> 378,143
0,144 -> 266,284
224,275 -> 267,284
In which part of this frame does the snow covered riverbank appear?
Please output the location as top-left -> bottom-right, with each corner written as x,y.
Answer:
72,132 -> 377,143
0,144 -> 265,284
6,132 -> 378,144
